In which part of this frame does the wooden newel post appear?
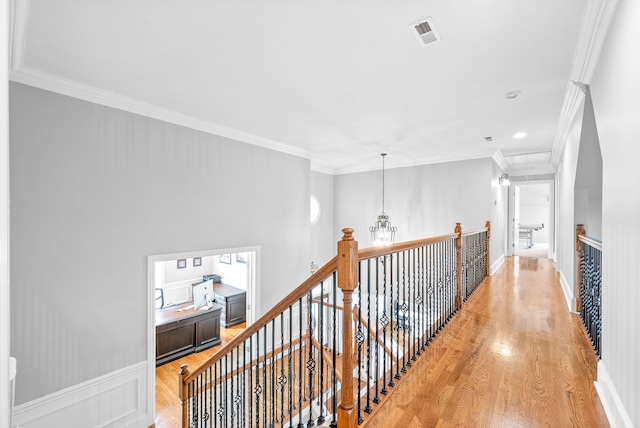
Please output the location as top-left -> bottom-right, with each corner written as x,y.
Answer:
179,364 -> 191,428
337,228 -> 358,428
485,221 -> 491,277
576,224 -> 585,312
455,222 -> 463,310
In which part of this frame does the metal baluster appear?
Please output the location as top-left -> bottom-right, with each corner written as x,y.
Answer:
238,342 -> 252,426
394,253 -> 402,381
307,290 -> 316,428
388,253 -> 396,388
409,248 -> 420,365
381,255 -> 389,395
317,280 -> 325,426
222,355 -> 227,428
450,240 -> 455,315
230,349 -> 235,427
401,250 -> 408,374
271,319 -> 276,427
263,326 -> 268,428
288,307 -> 293,427
282,312 -> 287,426
330,272 -> 338,428
356,262 -> 365,424
298,297 -> 304,428
252,334 -> 258,428
364,259 -> 373,414
373,258 -> 387,404
213,363 -> 217,428
416,247 -> 423,355
438,242 -> 443,333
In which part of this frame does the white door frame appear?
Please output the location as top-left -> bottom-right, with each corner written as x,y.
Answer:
506,179 -> 556,259
1,0 -> 11,425
145,245 -> 259,424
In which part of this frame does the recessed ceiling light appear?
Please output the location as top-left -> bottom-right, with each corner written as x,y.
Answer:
513,132 -> 527,139
505,90 -> 522,99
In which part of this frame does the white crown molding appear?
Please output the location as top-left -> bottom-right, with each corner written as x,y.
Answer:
551,0 -> 619,169
8,0 -> 29,73
491,149 -> 510,173
9,65 -> 313,163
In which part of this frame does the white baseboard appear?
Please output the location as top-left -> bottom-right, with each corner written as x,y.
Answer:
13,362 -> 150,428
595,361 -> 634,428
490,254 -> 504,275
558,270 -> 577,313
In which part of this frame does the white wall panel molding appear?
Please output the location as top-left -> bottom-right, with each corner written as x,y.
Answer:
595,361 -> 634,428
490,254 -> 504,276
558,270 -> 576,313
12,362 -> 149,428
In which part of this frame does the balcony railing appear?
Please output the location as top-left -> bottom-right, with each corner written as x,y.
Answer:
179,222 -> 490,427
576,224 -> 602,358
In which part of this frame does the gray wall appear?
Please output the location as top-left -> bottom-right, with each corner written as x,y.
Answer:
310,171 -> 335,268
589,0 -> 640,424
9,83 -> 311,404
556,97 -> 584,303
334,158 -> 495,256
575,89 -> 603,240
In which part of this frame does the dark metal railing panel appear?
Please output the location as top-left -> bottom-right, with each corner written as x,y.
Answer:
579,239 -> 602,358
462,230 -> 488,301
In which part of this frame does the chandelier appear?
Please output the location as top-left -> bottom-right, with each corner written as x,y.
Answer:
369,153 -> 397,246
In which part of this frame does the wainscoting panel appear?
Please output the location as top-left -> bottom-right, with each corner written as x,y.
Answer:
13,362 -> 149,428
595,361 -> 634,428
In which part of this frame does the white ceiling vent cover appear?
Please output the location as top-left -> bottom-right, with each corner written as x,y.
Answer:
410,17 -> 441,46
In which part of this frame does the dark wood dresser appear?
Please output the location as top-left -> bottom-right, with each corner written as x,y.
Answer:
155,302 -> 222,366
212,283 -> 246,327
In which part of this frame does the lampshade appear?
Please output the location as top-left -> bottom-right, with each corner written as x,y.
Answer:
499,173 -> 511,186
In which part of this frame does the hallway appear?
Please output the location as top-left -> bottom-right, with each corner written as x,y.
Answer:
362,255 -> 609,427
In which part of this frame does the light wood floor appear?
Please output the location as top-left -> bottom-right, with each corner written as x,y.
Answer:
362,256 -> 609,427
155,256 -> 610,427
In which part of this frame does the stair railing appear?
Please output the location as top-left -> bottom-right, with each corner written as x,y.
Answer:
179,222 -> 490,427
576,224 -> 603,358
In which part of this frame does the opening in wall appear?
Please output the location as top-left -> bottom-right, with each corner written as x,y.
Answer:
145,246 -> 259,420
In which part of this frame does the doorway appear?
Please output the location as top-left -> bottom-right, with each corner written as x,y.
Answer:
145,246 -> 259,420
507,180 -> 555,259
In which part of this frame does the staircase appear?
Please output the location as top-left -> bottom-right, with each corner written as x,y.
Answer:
179,222 -> 490,427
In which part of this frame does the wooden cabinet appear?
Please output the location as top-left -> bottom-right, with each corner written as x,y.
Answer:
212,283 -> 246,327
155,302 -> 222,366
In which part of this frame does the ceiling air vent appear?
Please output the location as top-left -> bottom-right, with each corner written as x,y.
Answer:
410,17 -> 441,47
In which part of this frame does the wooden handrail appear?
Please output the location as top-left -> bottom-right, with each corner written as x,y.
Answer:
578,234 -> 602,251
183,255 -> 338,383
357,232 -> 458,261
462,226 -> 489,237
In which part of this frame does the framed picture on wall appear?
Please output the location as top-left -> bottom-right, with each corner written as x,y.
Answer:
193,257 -> 202,267
236,253 -> 247,264
177,259 -> 187,269
219,254 -> 231,264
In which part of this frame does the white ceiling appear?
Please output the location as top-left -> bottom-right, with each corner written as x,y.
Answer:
9,0 -> 596,175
